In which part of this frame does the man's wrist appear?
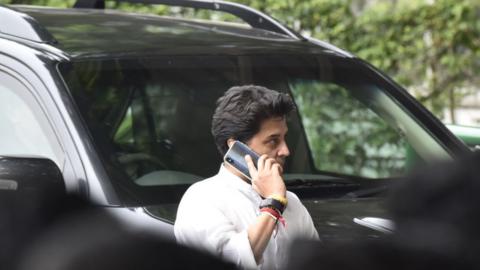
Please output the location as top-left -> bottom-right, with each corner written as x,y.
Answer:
267,194 -> 288,207
259,197 -> 286,214
259,207 -> 286,227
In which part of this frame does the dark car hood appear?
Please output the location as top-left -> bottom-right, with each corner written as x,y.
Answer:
144,196 -> 391,243
302,197 -> 391,242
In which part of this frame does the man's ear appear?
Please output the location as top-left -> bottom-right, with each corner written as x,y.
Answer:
227,138 -> 235,148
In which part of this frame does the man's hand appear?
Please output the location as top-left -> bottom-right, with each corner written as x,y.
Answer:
245,154 -> 286,198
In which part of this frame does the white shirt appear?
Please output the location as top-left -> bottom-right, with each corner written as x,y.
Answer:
174,165 -> 319,270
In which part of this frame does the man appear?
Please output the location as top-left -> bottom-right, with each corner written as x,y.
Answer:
174,85 -> 318,270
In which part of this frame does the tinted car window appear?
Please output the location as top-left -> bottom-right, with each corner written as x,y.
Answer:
59,54 -> 451,213
290,80 -> 408,178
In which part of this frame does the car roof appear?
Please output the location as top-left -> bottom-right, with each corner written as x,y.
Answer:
13,5 -> 335,59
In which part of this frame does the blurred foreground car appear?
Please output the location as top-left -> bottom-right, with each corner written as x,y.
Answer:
0,0 -> 470,243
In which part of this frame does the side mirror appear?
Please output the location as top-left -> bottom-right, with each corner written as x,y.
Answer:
0,155 -> 65,196
0,155 -> 66,220
0,156 -> 66,267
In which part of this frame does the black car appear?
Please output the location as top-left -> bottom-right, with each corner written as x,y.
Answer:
0,0 -> 470,243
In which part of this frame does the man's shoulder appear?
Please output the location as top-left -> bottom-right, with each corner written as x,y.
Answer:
286,190 -> 301,202
180,172 -> 233,201
184,175 -> 221,194
285,191 -> 308,212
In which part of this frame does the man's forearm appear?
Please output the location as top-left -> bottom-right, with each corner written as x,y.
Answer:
247,213 -> 278,264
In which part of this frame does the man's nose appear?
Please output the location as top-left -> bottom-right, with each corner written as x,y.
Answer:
278,141 -> 290,157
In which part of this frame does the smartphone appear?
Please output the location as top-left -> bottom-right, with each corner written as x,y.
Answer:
223,141 -> 260,180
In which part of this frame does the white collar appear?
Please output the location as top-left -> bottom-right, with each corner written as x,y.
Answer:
218,164 -> 257,194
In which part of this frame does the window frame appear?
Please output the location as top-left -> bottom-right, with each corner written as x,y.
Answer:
0,67 -> 65,169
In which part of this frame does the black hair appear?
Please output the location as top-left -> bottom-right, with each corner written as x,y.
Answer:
211,85 -> 295,156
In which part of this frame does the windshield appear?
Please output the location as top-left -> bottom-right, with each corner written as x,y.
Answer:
59,54 -> 451,211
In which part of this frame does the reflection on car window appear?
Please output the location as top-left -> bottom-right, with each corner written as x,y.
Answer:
290,80 -> 408,178
0,71 -> 64,167
61,57 -> 236,189
59,54 -> 450,208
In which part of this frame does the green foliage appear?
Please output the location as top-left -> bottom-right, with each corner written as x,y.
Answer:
345,0 -> 480,119
231,0 -> 480,120
291,79 -> 406,178
3,0 -> 75,7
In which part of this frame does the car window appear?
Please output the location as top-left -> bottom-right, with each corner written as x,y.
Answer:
111,81 -> 227,182
289,80 -> 408,178
446,124 -> 480,151
248,55 -> 450,178
0,70 -> 64,168
59,54 -> 451,208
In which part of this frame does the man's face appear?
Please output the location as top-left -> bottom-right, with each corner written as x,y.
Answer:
246,117 -> 290,167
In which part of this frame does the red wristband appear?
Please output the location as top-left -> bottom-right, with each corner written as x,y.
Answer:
260,207 -> 286,227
